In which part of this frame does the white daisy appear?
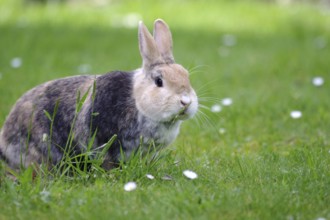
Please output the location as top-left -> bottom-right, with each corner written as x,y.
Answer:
183,170 -> 198,180
11,57 -> 22,68
124,182 -> 137,192
211,104 -> 222,113
222,98 -> 233,106
312,77 -> 324,87
146,174 -> 155,180
290,111 -> 302,119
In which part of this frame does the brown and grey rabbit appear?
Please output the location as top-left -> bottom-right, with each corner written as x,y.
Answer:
0,19 -> 198,171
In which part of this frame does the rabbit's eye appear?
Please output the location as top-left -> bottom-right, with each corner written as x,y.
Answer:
155,77 -> 163,87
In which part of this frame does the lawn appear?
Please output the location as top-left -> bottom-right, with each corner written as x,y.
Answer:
0,0 -> 330,219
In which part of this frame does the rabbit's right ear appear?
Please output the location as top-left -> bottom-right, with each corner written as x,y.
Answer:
138,21 -> 163,70
153,19 -> 174,64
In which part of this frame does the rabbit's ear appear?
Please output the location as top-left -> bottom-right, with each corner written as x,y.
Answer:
138,21 -> 163,70
153,19 -> 174,64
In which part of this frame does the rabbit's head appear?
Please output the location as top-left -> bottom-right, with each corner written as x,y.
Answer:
133,19 -> 198,123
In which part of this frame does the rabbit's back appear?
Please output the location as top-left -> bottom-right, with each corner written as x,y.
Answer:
0,75 -> 95,168
76,71 -> 138,164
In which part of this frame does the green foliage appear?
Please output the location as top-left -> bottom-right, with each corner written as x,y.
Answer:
0,0 -> 330,219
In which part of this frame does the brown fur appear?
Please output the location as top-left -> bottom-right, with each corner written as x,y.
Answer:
0,19 -> 198,171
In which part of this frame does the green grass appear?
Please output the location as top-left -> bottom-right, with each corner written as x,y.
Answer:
1,0 -> 330,219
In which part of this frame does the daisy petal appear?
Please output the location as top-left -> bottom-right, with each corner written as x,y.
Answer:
312,77 -> 324,87
211,104 -> 222,113
146,174 -> 155,180
222,98 -> 233,106
183,170 -> 198,180
290,111 -> 302,119
124,182 -> 137,192
11,57 -> 22,68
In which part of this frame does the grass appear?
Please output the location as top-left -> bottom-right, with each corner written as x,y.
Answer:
1,0 -> 330,219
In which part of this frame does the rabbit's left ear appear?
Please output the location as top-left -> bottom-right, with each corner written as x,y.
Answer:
138,21 -> 163,70
153,19 -> 175,64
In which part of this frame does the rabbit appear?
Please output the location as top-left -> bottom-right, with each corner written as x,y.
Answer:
0,19 -> 198,171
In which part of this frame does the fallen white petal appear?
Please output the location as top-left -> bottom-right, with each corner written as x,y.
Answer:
183,170 -> 198,179
124,182 -> 137,191
312,77 -> 324,87
222,98 -> 233,106
290,111 -> 302,119
211,104 -> 222,113
11,57 -> 22,68
146,174 -> 155,180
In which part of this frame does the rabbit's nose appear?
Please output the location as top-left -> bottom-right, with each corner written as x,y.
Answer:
181,95 -> 191,106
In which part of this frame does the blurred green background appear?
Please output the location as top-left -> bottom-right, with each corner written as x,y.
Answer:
1,0 -> 329,142
0,0 -> 329,219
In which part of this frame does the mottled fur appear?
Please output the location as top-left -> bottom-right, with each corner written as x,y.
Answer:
0,19 -> 198,170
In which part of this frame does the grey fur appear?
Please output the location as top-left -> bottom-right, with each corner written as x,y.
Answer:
0,71 -> 181,170
0,19 -> 197,171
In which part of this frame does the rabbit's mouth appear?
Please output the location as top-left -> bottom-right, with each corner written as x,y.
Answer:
173,106 -> 191,120
165,101 -> 197,124
179,107 -> 187,116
